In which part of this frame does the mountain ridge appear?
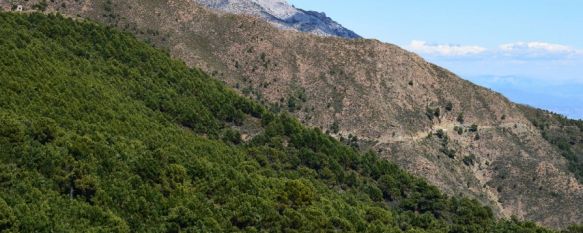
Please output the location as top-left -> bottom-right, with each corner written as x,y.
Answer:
194,0 -> 361,39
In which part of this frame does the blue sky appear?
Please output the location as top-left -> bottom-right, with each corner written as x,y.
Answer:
289,0 -> 583,119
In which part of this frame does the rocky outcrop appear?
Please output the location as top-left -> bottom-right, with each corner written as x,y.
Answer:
194,0 -> 361,39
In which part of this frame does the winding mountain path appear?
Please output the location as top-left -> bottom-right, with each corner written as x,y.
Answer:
374,121 -> 532,144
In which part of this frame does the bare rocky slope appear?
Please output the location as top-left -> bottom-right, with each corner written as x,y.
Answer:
4,0 -> 582,228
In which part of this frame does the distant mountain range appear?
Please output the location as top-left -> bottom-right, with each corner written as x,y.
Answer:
194,0 -> 361,39
466,75 -> 583,120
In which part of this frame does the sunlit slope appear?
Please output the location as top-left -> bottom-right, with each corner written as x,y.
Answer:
0,13 -> 558,232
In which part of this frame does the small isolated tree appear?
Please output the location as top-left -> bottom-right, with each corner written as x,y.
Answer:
463,155 -> 476,166
287,97 -> 297,112
447,149 -> 456,159
445,101 -> 453,111
348,134 -> 359,148
436,129 -> 446,139
470,124 -> 479,132
440,147 -> 456,159
330,121 -> 340,134
426,107 -> 435,121
434,107 -> 441,118
457,113 -> 465,124
454,126 -> 463,135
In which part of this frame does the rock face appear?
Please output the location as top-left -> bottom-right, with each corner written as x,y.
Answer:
7,0 -> 583,228
193,0 -> 361,39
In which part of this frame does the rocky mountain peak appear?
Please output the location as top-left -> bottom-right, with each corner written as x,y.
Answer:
193,0 -> 361,39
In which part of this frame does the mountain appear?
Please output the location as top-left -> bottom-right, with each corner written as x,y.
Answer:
3,0 -> 583,229
193,0 -> 361,39
0,12 -> 559,232
519,105 -> 583,183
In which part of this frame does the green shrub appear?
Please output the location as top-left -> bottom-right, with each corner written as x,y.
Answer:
470,124 -> 479,132
442,148 -> 456,159
330,121 -> 340,134
463,155 -> 476,166
457,113 -> 465,124
434,107 -> 441,118
454,126 -> 463,135
445,102 -> 453,111
436,129 -> 446,139
426,107 -> 435,121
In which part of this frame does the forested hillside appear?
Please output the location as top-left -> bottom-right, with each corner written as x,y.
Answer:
0,13 -> 568,232
519,106 -> 583,183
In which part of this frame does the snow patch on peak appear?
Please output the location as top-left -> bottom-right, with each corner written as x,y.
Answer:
193,0 -> 361,39
251,0 -> 297,18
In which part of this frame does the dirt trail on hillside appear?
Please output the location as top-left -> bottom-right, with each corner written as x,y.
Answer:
375,122 -> 531,144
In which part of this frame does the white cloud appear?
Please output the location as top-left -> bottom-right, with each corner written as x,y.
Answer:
407,40 -> 487,56
407,40 -> 583,61
499,41 -> 577,54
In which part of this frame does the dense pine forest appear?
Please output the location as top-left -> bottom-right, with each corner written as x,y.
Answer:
0,13 -> 579,232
